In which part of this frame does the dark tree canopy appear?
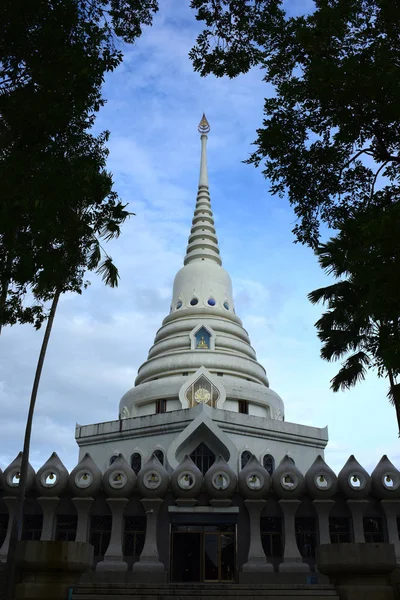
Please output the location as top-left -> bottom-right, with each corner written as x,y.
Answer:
190,0 -> 400,247
190,0 -> 400,419
309,199 -> 400,431
0,0 -> 159,329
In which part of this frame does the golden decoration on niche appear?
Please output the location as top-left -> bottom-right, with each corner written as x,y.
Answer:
194,388 -> 212,404
197,335 -> 209,349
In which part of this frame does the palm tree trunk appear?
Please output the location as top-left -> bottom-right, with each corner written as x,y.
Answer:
388,369 -> 400,438
4,289 -> 61,600
0,227 -> 18,336
0,252 -> 13,336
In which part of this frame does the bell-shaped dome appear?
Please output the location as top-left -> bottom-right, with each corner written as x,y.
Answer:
102,454 -> 136,498
137,455 -> 170,498
35,452 -> 69,497
338,455 -> 371,499
238,454 -> 270,499
204,455 -> 237,499
118,119 -> 285,423
69,453 -> 103,497
305,455 -> 338,499
3,452 -> 35,495
272,455 -> 305,499
371,455 -> 400,499
171,455 -> 203,499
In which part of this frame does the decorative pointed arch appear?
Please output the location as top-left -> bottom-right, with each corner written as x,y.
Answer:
179,366 -> 226,409
152,449 -> 165,466
263,453 -> 275,476
241,450 -> 252,470
166,405 -> 237,470
189,323 -> 216,351
130,452 -> 142,474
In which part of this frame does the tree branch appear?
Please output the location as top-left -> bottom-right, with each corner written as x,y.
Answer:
340,147 -> 373,177
369,160 -> 389,203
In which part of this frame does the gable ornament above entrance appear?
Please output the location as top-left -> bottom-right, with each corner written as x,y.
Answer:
166,404 -> 238,470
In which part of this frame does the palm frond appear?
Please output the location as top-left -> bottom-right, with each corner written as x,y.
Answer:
330,351 -> 371,392
308,280 -> 357,309
96,256 -> 120,287
316,239 -> 350,278
87,241 -> 101,270
100,221 -> 121,242
320,331 -> 367,361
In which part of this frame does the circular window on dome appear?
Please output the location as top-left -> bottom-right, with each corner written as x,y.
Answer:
144,471 -> 161,490
212,472 -> 230,491
348,473 -> 365,489
75,470 -> 93,489
109,471 -> 127,489
190,298 -> 198,306
281,472 -> 298,490
208,298 -> 216,306
314,473 -> 331,490
176,301 -> 182,309
41,471 -> 58,487
247,474 -> 263,490
178,472 -> 195,490
223,302 -> 229,310
382,473 -> 400,490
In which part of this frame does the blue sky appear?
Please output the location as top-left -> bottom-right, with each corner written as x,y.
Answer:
0,0 -> 397,476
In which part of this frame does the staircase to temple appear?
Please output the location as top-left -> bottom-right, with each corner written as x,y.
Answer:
72,582 -> 340,600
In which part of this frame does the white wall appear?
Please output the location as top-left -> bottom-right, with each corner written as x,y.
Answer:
167,399 -> 181,412
222,399 -> 238,412
135,402 -> 156,417
78,412 -> 325,475
248,403 -> 268,418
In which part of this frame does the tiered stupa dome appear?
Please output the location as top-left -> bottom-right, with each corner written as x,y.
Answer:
119,115 -> 284,421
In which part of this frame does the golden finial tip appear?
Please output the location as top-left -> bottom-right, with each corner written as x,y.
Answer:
198,113 -> 210,134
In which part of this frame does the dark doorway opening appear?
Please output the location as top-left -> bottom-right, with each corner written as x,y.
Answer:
170,523 -> 236,582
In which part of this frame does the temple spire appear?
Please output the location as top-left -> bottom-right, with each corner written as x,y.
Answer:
198,113 -> 210,188
183,115 -> 222,266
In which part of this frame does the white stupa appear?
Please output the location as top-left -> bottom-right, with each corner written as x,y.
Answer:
3,116 -> 397,587
76,115 -> 328,473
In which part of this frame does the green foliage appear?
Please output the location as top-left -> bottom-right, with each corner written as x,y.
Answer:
0,0 -> 157,329
190,0 -> 280,77
308,200 -> 400,427
191,0 -> 400,425
190,0 -> 400,247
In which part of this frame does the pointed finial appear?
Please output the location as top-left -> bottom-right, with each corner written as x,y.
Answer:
198,113 -> 210,135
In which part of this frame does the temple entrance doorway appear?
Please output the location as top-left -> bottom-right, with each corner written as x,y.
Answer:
170,521 -> 236,582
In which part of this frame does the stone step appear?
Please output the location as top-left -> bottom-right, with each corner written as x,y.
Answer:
74,584 -> 337,590
72,583 -> 339,599
73,596 -> 338,600
73,595 -> 338,600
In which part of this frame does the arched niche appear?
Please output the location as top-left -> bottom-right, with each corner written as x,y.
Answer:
189,323 -> 216,351
130,452 -> 142,475
240,450 -> 252,470
263,453 -> 275,476
152,449 -> 165,466
178,366 -> 226,409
